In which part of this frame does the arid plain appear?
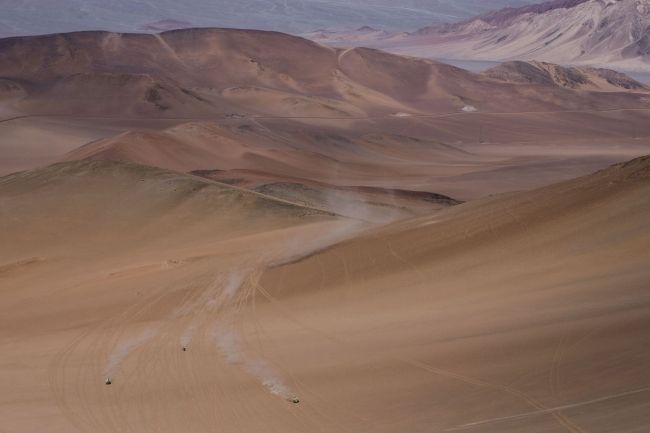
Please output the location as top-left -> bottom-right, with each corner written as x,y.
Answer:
1,28 -> 650,433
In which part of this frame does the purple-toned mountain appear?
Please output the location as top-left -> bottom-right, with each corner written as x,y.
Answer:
409,0 -> 649,72
1,28 -> 646,119
309,0 -> 650,74
448,0 -> 590,28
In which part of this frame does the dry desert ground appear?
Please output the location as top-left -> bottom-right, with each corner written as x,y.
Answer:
1,28 -> 650,433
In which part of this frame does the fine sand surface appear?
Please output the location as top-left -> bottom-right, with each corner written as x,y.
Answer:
1,155 -> 649,433
1,27 -> 650,433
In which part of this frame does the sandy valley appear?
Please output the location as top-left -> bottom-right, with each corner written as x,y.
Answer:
1,19 -> 650,433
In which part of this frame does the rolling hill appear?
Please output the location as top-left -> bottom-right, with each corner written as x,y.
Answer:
2,151 -> 649,432
1,28 -> 648,119
257,154 -> 650,432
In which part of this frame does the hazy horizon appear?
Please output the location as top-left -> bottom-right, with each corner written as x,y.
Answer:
0,0 -> 538,37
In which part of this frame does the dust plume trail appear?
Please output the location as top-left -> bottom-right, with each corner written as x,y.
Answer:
247,359 -> 290,397
104,327 -> 158,378
213,326 -> 243,365
264,218 -> 368,268
208,271 -> 246,308
209,221 -> 369,399
179,270 -> 247,349
213,324 -> 293,399
180,324 -> 195,349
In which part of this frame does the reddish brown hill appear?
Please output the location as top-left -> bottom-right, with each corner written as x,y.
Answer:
1,28 -> 648,118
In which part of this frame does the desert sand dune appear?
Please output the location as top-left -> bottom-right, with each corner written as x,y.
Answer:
0,159 -> 365,433
55,108 -> 650,200
1,155 -> 649,433
2,106 -> 649,204
65,128 -> 461,221
63,125 -> 251,173
0,117 -> 124,175
1,24 -> 650,433
255,155 -> 650,433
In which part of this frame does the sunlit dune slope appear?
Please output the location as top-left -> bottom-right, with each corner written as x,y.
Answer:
62,124 -> 252,173
63,121 -> 478,175
264,155 -> 650,296
0,159 -> 358,433
0,160 -> 330,259
1,151 -> 649,433
255,155 -> 650,432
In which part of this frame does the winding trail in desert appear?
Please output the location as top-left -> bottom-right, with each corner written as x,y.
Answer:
43,216 -> 370,433
3,156 -> 648,433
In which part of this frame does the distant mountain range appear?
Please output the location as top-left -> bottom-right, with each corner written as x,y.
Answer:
308,0 -> 650,73
0,0 -> 537,36
0,28 -> 646,123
